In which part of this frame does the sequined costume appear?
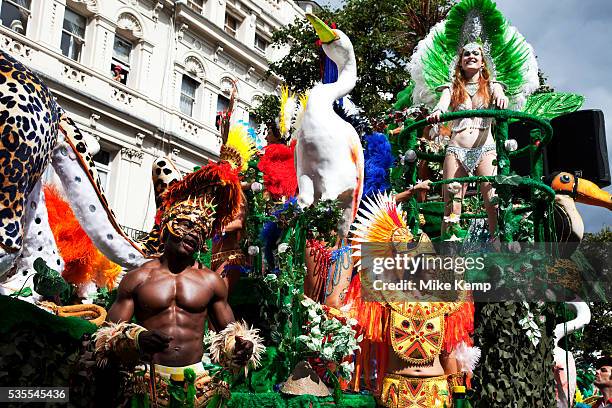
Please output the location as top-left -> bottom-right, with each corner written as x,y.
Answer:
435,81 -> 505,174
343,193 -> 475,401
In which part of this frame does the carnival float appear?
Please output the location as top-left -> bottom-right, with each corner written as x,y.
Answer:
0,0 -> 610,407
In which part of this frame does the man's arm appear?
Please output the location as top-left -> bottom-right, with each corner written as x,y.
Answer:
107,268 -> 144,323
207,271 -> 235,330
206,271 -> 255,366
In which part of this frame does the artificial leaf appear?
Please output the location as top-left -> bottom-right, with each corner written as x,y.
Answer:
523,92 -> 584,120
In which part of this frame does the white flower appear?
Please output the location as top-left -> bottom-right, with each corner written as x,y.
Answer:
339,303 -> 352,313
278,243 -> 289,253
308,308 -> 320,319
301,297 -> 315,307
504,139 -> 518,152
340,361 -> 355,374
447,182 -> 462,195
445,234 -> 462,242
322,344 -> 336,360
248,245 -> 260,255
444,213 -> 461,224
250,182 -> 263,192
263,274 -> 277,282
347,318 -> 358,327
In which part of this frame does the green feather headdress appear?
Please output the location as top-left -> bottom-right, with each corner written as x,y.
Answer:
409,0 -> 539,109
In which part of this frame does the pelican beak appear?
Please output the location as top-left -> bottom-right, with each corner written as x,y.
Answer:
306,13 -> 338,44
550,172 -> 612,210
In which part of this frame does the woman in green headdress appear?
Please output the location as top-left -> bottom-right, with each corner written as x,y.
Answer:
427,41 -> 509,237
408,0 -> 540,239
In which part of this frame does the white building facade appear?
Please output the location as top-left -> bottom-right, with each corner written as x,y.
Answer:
0,0 -> 306,235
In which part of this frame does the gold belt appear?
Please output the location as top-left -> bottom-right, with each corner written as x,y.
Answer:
379,373 -> 463,408
211,249 -> 246,271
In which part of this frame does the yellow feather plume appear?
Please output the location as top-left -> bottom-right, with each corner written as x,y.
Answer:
299,92 -> 308,110
225,123 -> 257,172
279,85 -> 290,136
352,193 -> 411,244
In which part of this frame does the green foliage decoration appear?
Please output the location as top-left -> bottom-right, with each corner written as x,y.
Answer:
472,302 -> 558,407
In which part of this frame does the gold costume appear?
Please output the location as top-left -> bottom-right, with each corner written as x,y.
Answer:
211,249 -> 247,272
380,373 -> 463,408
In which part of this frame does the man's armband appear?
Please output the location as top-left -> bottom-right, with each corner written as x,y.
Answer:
210,320 -> 265,374
92,322 -> 147,368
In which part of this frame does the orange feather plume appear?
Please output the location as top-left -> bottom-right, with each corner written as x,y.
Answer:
44,185 -> 122,289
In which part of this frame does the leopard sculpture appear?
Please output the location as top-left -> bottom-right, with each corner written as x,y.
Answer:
0,50 -> 151,297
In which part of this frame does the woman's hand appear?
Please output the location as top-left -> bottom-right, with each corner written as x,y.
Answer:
493,93 -> 509,109
413,180 -> 432,192
427,110 -> 442,123
492,84 -> 509,109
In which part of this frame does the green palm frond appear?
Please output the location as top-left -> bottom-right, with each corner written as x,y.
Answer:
523,93 -> 585,120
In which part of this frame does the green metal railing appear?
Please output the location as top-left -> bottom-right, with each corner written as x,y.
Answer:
397,109 -> 556,242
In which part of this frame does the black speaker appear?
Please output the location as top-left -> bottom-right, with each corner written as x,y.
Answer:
547,110 -> 610,187
509,110 -> 610,188
508,119 -> 537,177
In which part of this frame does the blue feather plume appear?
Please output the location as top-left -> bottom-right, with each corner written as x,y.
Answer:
362,132 -> 394,196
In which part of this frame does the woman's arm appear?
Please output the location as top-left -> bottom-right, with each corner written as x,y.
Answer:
394,180 -> 432,203
427,88 -> 451,123
491,82 -> 509,109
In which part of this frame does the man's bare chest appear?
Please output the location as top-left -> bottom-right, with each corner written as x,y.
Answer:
134,274 -> 212,314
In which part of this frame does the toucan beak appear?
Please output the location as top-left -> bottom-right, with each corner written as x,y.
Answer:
550,172 -> 612,210
574,178 -> 612,210
306,13 -> 338,44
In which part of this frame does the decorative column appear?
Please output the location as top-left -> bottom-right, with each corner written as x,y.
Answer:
36,0 -> 66,49
90,15 -> 116,74
239,13 -> 256,47
208,0 -> 227,29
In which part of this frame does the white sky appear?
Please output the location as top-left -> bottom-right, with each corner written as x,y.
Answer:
317,0 -> 612,232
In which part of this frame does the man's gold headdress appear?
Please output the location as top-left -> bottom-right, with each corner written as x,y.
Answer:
159,161 -> 242,246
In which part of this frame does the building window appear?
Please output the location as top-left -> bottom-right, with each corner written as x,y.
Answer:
61,8 -> 86,61
93,149 -> 112,192
180,75 -> 198,117
224,14 -> 238,37
215,95 -> 230,129
0,0 -> 31,34
187,0 -> 205,14
111,35 -> 132,85
254,34 -> 268,53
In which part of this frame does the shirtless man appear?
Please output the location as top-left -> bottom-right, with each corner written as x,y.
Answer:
95,162 -> 260,407
108,219 -> 252,368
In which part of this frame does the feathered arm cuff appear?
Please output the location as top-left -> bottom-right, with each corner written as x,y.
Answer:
92,322 -> 146,368
210,320 -> 265,376
453,342 -> 481,375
